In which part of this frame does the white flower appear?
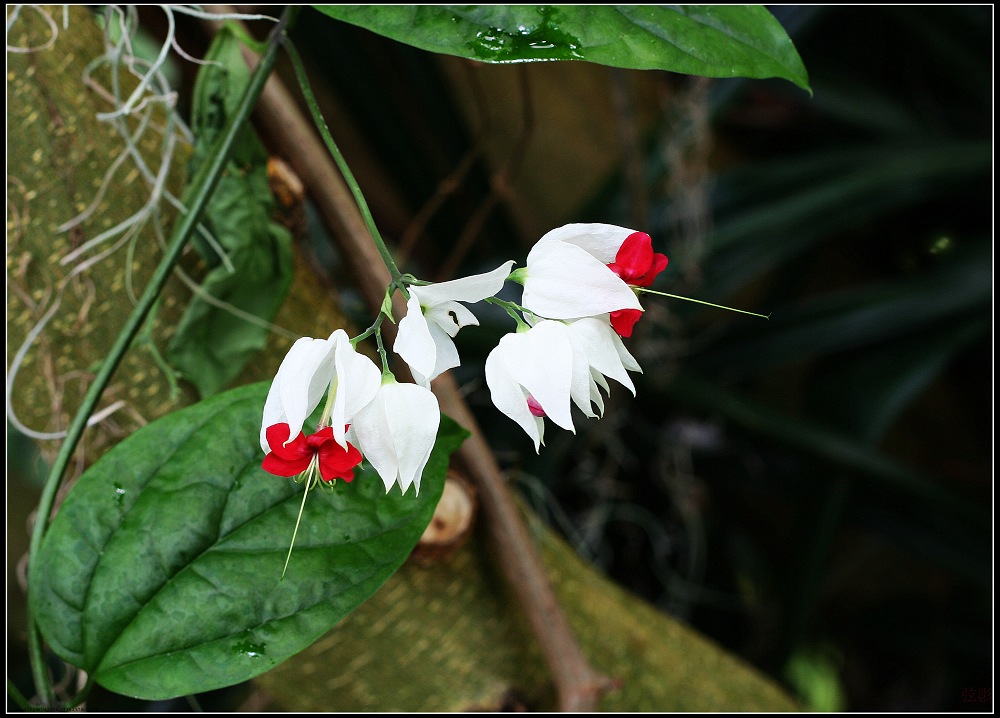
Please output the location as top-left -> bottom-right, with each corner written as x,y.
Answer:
520,229 -> 642,321
484,320 -> 579,452
562,316 -> 642,418
394,260 -> 515,387
535,222 -> 639,264
260,329 -> 380,452
349,379 -> 440,495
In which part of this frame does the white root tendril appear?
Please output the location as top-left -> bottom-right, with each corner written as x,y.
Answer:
6,4 -> 295,440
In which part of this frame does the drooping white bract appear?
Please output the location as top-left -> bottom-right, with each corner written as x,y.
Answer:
485,320 -> 579,452
325,332 -> 383,449
394,260 -> 515,387
349,379 -> 440,495
520,232 -> 642,321
260,329 -> 380,453
535,222 -> 639,264
562,316 -> 642,418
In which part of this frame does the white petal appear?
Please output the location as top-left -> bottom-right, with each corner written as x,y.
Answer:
385,383 -> 439,495
497,322 -> 575,432
567,317 -> 638,395
536,223 -> 635,264
522,240 -> 642,320
329,332 -> 381,448
485,346 -> 543,452
590,370 -> 609,417
394,293 -> 438,381
425,301 -> 479,338
411,260 -> 515,305
612,330 -> 642,373
260,334 -> 336,451
567,327 -> 599,418
351,391 -> 398,493
352,382 -> 439,495
424,322 -> 462,384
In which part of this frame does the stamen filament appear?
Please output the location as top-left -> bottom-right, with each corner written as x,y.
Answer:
636,287 -> 770,319
281,458 -> 318,578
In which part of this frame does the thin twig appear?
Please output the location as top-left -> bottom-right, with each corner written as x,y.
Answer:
203,7 -> 613,710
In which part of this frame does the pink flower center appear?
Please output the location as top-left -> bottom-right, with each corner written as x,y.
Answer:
526,395 -> 547,417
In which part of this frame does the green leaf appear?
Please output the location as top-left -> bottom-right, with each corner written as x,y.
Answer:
188,23 -> 261,173
29,383 -> 468,700
166,203 -> 293,398
381,288 -> 396,323
312,5 -> 810,91
168,27 -> 294,397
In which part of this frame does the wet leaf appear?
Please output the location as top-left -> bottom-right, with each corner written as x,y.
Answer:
313,5 -> 810,91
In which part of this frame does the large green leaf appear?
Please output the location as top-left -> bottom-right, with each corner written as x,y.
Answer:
30,383 -> 467,699
312,5 -> 810,91
167,27 -> 293,398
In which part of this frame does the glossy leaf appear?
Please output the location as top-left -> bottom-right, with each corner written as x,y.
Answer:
167,26 -> 293,397
312,5 -> 810,91
29,383 -> 467,700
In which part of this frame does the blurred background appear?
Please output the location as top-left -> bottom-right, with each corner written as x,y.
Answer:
9,4 -> 992,712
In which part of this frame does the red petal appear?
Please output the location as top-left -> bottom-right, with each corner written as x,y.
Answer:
262,452 -> 312,477
265,423 -> 312,461
317,437 -> 364,483
631,252 -> 668,288
265,422 -> 291,448
610,308 -> 642,338
612,232 -> 654,284
305,426 -> 335,450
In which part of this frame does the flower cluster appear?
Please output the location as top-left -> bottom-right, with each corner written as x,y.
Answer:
259,223 -> 667,495
260,328 -> 439,495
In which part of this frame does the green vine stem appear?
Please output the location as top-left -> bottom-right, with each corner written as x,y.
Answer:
24,6 -> 302,708
283,39 -> 407,293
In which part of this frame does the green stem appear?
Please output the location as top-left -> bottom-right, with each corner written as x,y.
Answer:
637,287 -> 771,319
282,468 -> 315,579
374,327 -> 393,378
6,678 -> 33,712
24,6 -> 302,708
284,40 -> 405,289
351,312 -> 384,347
485,296 -> 532,330
62,678 -> 93,711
